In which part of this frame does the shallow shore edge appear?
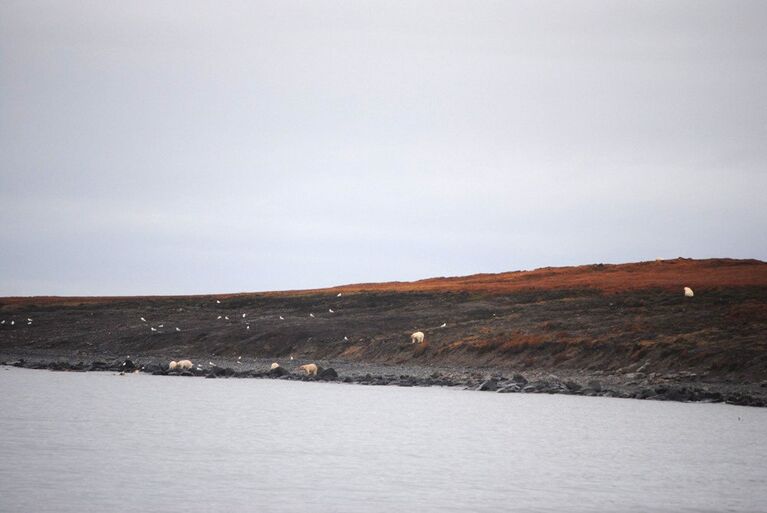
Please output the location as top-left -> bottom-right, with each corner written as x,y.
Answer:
3,356 -> 766,408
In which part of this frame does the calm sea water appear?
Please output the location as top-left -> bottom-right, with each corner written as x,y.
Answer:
0,367 -> 765,513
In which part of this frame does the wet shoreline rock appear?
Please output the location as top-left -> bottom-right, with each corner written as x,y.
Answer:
2,358 -> 765,408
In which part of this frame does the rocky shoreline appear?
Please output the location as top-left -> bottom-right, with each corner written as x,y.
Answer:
3,354 -> 766,408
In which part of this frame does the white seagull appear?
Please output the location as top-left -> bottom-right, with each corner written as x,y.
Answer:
279,316 -> 285,320
216,300 -> 221,304
158,324 -> 164,328
246,325 -> 250,330
209,361 -> 217,366
217,315 -> 222,320
224,316 -> 229,320
344,336 -> 349,341
328,308 -> 335,313
27,318 -> 32,322
337,292 -> 342,297
309,313 -> 315,318
175,327 -> 181,332
242,313 -> 247,318
150,327 -> 157,332
11,320 -> 15,325
1,320 -> 5,324
440,323 -> 447,328
140,317 -> 147,322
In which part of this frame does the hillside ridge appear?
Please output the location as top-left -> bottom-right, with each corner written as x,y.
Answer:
2,257 -> 766,305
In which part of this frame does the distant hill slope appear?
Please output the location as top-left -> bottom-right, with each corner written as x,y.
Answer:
3,257 -> 765,305
319,257 -> 767,295
2,258 -> 766,381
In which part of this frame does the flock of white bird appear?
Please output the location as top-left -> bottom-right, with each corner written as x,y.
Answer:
0,318 -> 32,327
136,297 -> 354,342
5,288 -> 700,359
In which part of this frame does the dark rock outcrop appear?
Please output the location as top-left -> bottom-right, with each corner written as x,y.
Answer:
477,379 -> 499,391
318,367 -> 338,380
268,366 -> 290,377
497,383 -> 521,393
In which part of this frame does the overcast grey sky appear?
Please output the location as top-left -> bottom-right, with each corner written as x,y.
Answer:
1,1 -> 766,296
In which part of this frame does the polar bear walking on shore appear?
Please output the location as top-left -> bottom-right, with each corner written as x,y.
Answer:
298,363 -> 319,376
411,331 -> 425,344
176,360 -> 193,370
684,287 -> 694,297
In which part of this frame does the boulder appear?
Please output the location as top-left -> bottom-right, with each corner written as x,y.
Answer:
141,363 -> 163,374
318,368 -> 338,380
497,384 -> 521,393
477,379 -> 499,392
586,380 -> 602,392
524,380 -> 563,394
214,367 -> 236,378
666,387 -> 694,402
268,366 -> 290,377
564,380 -> 582,392
698,390 -> 723,403
636,388 -> 655,399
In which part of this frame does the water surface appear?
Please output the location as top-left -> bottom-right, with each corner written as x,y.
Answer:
1,367 -> 765,512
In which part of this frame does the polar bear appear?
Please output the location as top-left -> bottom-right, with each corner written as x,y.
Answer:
168,361 -> 178,370
684,287 -> 694,297
298,363 -> 318,376
411,331 -> 425,344
177,359 -> 193,370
